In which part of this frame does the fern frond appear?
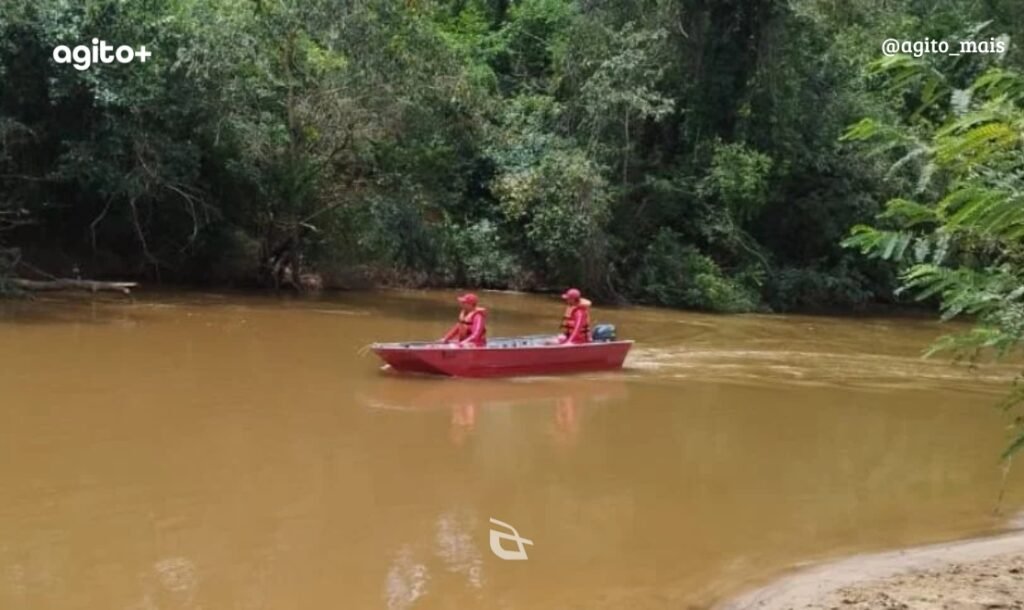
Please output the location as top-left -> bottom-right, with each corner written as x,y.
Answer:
886,147 -> 928,178
901,264 -> 965,301
842,225 -> 915,261
915,161 -> 936,194
938,187 -> 1024,241
934,121 -> 1017,164
950,89 -> 972,116
972,68 -> 1024,104
879,198 -> 937,227
1002,432 -> 1024,460
935,108 -> 1004,137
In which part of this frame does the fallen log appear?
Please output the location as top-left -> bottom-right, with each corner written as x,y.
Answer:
10,278 -> 138,295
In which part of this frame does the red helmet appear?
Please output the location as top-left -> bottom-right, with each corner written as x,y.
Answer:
561,288 -> 581,301
457,293 -> 479,306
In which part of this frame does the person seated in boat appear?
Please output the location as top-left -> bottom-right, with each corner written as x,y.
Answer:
440,293 -> 488,347
557,288 -> 591,344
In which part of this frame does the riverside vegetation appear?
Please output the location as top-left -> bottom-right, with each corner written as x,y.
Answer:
0,0 -> 1017,308
4,1 -> 1024,449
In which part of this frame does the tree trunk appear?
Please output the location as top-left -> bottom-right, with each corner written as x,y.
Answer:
9,278 -> 138,295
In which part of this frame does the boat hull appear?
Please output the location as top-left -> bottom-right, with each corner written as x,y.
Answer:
371,338 -> 633,378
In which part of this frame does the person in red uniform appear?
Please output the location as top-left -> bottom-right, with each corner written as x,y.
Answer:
557,288 -> 591,344
440,293 -> 488,347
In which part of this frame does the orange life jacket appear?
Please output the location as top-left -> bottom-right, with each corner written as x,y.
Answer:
559,299 -> 591,340
457,307 -> 487,343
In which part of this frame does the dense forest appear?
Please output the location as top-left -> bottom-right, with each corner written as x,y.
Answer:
0,0 -> 1022,313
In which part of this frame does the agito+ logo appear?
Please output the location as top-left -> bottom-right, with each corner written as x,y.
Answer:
52,39 -> 152,71
488,518 -> 533,561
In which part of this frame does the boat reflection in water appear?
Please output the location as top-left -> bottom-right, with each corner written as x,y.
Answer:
357,373 -> 629,448
383,507 -> 486,610
359,374 -> 630,609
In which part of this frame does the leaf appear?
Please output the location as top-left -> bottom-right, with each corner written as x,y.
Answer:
1002,431 -> 1024,460
840,118 -> 881,142
912,236 -> 931,262
935,121 -> 1017,165
880,198 -> 937,227
951,88 -> 972,116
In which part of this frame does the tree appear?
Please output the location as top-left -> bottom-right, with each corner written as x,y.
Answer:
2,0 -> 1021,312
843,55 -> 1024,457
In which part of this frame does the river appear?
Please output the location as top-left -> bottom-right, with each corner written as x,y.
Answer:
1,290 -> 1022,609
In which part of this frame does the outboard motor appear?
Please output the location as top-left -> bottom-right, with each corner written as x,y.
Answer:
591,324 -> 617,342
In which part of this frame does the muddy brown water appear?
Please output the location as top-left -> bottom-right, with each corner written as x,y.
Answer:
1,290 -> 1022,610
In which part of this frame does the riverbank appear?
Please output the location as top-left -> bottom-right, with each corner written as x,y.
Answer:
720,530 -> 1024,609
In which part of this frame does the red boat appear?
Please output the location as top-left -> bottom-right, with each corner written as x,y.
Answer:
370,335 -> 633,378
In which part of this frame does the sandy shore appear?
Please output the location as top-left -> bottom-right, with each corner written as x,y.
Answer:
720,531 -> 1024,610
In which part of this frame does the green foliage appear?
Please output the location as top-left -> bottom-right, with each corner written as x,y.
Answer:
636,229 -> 758,313
560,21 -> 674,155
766,265 -> 875,311
440,219 -> 524,287
492,0 -> 575,87
488,96 -> 611,289
843,56 -> 1024,458
699,141 -> 774,223
358,194 -> 442,273
1,0 -> 1019,315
